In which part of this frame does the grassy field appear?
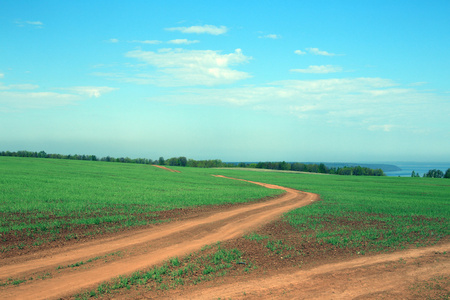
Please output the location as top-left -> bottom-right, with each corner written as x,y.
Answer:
2,157 -> 449,298
206,168 -> 450,251
0,157 -> 282,252
1,156 -> 449,255
74,162 -> 450,299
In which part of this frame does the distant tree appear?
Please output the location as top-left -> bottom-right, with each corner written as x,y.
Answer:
179,157 -> 187,167
318,163 -> 328,174
444,168 -> 450,179
158,157 -> 165,165
167,157 -> 177,166
186,159 -> 197,167
373,168 -> 385,176
424,169 -> 444,178
353,166 -> 364,176
307,164 -> 319,173
279,161 -> 290,170
338,167 -> 353,176
291,162 -> 307,172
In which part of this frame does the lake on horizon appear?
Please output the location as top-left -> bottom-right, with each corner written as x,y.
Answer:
384,162 -> 450,177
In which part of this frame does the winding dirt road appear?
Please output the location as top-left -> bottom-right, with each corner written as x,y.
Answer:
1,174 -> 448,299
0,175 -> 318,299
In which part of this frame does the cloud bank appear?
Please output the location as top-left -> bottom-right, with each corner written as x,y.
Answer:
147,77 -> 448,133
165,25 -> 228,35
123,48 -> 251,86
0,83 -> 117,110
291,65 -> 343,74
295,48 -> 340,56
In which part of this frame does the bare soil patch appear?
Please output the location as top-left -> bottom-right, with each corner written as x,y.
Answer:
171,244 -> 449,299
153,165 -> 181,173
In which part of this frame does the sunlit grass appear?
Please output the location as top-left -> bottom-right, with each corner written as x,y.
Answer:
209,169 -> 450,251
0,157 -> 282,250
75,243 -> 250,299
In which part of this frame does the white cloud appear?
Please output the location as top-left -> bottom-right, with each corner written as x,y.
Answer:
167,39 -> 199,45
409,82 -> 427,87
9,84 -> 39,90
91,72 -> 125,78
368,124 -> 394,132
124,48 -> 251,86
147,77 -> 449,132
0,91 -> 82,109
0,85 -> 117,110
0,73 -> 4,79
306,47 -> 337,56
290,65 -> 343,74
26,21 -> 43,26
57,86 -> 118,98
259,34 -> 281,39
130,40 -> 162,44
130,39 -> 198,45
108,38 -> 119,43
165,25 -> 228,35
0,83 -> 39,91
294,50 -> 306,55
15,20 -> 43,28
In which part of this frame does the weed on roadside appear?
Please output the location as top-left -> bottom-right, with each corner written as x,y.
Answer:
74,243 -> 253,299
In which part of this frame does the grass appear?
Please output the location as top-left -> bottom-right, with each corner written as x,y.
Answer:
209,169 -> 450,252
2,157 -> 448,253
0,251 -> 124,288
3,158 -> 448,297
0,157 -> 282,250
75,243 -> 251,299
409,275 -> 450,299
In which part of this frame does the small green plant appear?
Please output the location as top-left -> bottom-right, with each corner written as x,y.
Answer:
12,279 -> 26,285
170,257 -> 180,267
245,232 -> 269,242
75,243 -> 253,299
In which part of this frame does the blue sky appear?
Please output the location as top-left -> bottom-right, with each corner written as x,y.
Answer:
1,1 -> 449,162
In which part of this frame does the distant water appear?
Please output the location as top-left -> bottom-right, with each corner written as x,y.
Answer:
384,162 -> 450,177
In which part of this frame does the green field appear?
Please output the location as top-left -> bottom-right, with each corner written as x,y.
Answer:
0,157 -> 282,251
1,156 -> 449,254
207,168 -> 450,251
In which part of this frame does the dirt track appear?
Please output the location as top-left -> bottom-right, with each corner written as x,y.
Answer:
176,243 -> 449,299
153,165 -> 182,172
1,174 -> 448,299
0,175 -> 317,299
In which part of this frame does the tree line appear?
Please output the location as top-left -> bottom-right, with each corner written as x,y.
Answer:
237,161 -> 386,176
0,150 -> 408,177
0,150 -> 227,169
0,150 -> 156,165
411,169 -> 450,178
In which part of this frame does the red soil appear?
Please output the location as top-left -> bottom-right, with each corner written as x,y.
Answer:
153,165 -> 181,172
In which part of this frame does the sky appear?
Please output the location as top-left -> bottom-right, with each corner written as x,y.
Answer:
1,1 -> 449,162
